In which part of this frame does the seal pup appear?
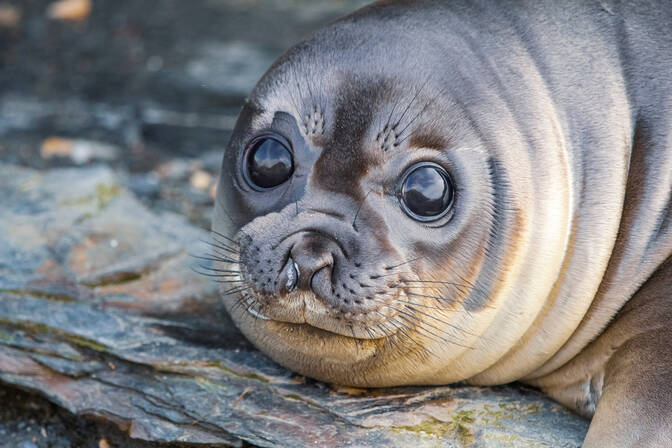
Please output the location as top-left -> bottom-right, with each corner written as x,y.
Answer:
212,1 -> 672,445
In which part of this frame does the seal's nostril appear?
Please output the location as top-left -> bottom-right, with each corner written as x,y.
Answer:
286,259 -> 299,292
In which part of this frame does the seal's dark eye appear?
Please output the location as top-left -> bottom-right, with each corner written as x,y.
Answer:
244,136 -> 294,190
399,162 -> 454,221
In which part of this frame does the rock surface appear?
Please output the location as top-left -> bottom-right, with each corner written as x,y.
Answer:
0,164 -> 589,447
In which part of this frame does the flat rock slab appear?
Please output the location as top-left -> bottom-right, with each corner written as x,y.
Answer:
0,164 -> 589,447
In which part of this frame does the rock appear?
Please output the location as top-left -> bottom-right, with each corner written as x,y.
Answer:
46,0 -> 92,22
126,173 -> 161,198
0,163 -> 589,447
190,169 -> 212,191
185,41 -> 275,95
40,137 -> 75,159
0,3 -> 20,28
40,137 -> 120,165
156,158 -> 201,180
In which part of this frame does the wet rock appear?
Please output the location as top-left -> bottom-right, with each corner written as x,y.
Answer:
40,137 -> 120,164
46,0 -> 92,22
0,3 -> 20,28
0,382 -> 160,448
0,163 -> 589,447
126,173 -> 160,198
185,41 -> 275,95
190,169 -> 213,191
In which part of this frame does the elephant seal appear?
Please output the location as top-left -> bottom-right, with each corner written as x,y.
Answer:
212,1 -> 672,445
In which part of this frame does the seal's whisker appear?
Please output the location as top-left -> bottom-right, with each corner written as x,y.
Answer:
405,304 -> 477,336
401,279 -> 494,310
375,291 -> 448,311
400,279 -> 471,287
222,285 -> 251,296
384,295 -> 451,311
369,270 -> 414,280
231,295 -> 250,314
405,291 -> 456,303
396,84 -> 451,144
394,313 -> 448,348
241,294 -> 258,319
375,310 -> 425,351
394,284 -> 471,291
381,314 -> 427,354
387,302 -> 472,338
398,283 -> 472,298
212,248 -> 241,261
195,265 -> 241,273
190,254 -> 239,264
210,230 -> 240,246
193,269 -> 240,279
383,319 -> 414,352
242,294 -> 269,321
201,239 -> 240,255
378,289 -> 468,313
391,298 -> 443,310
347,324 -> 359,355
385,295 -> 493,345
383,91 -> 404,136
384,257 -> 421,271
303,66 -> 317,114
189,260 -> 241,279
396,313 -> 474,349
393,77 -> 431,133
209,237 -> 240,253
377,321 -> 404,352
286,63 -> 304,116
362,324 -> 375,339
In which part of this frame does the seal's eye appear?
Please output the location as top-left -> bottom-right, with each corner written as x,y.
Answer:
244,136 -> 294,190
399,162 -> 454,221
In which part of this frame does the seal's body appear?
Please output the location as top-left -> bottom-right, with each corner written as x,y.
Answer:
214,1 -> 672,445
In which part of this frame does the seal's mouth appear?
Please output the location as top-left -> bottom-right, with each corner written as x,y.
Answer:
209,231 -> 411,340
234,286 -> 404,340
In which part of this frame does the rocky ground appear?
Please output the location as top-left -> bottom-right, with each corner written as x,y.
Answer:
0,1 -> 589,447
0,386 -> 170,448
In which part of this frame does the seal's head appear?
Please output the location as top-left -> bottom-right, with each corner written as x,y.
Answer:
214,4 -> 573,387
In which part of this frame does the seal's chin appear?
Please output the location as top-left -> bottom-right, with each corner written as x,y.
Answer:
237,289 -> 400,340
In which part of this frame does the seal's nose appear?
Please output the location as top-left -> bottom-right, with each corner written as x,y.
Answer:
284,259 -> 299,292
278,236 -> 334,296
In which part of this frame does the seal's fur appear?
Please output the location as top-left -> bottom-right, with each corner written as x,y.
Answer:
215,1 -> 672,445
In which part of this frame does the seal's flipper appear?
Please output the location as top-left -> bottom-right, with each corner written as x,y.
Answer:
585,331 -> 672,447
531,258 -> 672,447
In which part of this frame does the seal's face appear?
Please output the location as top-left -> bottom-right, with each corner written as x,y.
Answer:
214,14 -> 574,387
230,106 -> 459,341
